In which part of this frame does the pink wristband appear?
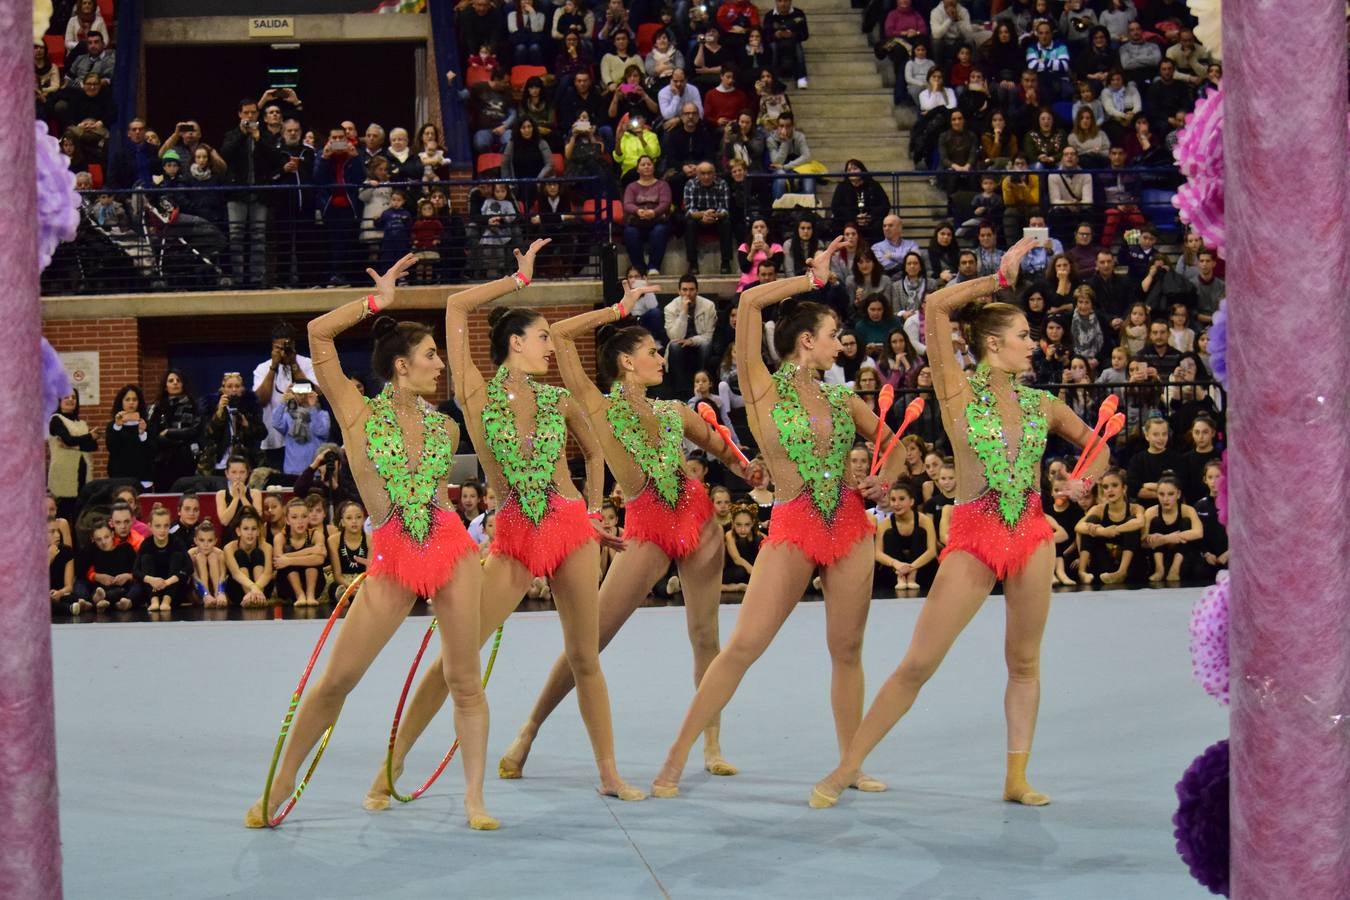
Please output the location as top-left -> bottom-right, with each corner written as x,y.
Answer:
365,294 -> 379,315
996,269 -> 1010,289
808,271 -> 825,290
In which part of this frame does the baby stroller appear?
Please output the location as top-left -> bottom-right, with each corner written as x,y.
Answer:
144,197 -> 226,290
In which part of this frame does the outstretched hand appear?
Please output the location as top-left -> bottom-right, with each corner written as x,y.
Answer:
808,236 -> 846,284
998,237 -> 1038,287
366,253 -> 418,312
618,280 -> 659,317
592,520 -> 627,552
513,238 -> 552,283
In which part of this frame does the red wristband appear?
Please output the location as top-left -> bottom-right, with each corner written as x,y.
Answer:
614,300 -> 627,319
996,269 -> 1010,290
365,294 -> 379,315
513,272 -> 531,288
807,271 -> 825,290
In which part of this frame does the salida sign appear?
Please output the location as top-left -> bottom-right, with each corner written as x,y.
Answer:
248,16 -> 295,36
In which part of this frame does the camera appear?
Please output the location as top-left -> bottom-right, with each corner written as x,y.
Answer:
177,123 -> 192,133
291,382 -> 312,395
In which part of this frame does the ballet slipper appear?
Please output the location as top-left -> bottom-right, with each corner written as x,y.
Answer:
600,783 -> 647,802
92,587 -> 106,606
850,772 -> 888,792
115,598 -> 132,611
704,756 -> 738,777
497,757 -> 523,779
808,785 -> 841,809
363,762 -> 403,811
650,782 -> 679,799
1003,752 -> 1051,806
244,782 -> 292,828
468,811 -> 500,831
96,598 -> 110,610
498,725 -> 536,779
149,597 -> 161,612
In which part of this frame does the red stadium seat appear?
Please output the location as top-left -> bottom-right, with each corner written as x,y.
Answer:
44,34 -> 65,69
475,153 -> 504,176
551,153 -> 565,175
86,163 -> 104,188
510,65 -> 548,95
636,23 -> 664,56
580,199 -> 624,226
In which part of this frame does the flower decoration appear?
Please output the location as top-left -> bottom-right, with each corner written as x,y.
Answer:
1172,86 -> 1226,259
1207,301 -> 1227,388
36,121 -> 80,272
1173,739 -> 1230,897
40,338 -> 71,414
1189,571 -> 1230,706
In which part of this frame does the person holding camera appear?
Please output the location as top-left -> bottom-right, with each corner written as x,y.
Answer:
293,443 -> 360,511
220,97 -> 280,288
271,379 -> 331,478
199,371 -> 265,475
253,322 -> 319,472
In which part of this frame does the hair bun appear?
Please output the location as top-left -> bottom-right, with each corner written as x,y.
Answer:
487,306 -> 511,329
371,315 -> 398,341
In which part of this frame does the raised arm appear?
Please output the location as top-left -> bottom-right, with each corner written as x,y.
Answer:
923,236 -> 1038,402
736,236 -> 843,403
445,238 -> 551,403
678,403 -> 750,479
552,281 -> 651,414
308,254 -> 418,427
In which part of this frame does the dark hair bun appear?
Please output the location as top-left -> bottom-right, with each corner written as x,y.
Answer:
487,307 -> 510,328
371,315 -> 398,341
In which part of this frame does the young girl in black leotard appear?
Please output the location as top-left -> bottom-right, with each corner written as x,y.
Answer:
1192,459 -> 1229,581
1143,474 -> 1203,582
1046,472 -> 1086,586
327,500 -> 369,602
1075,467 -> 1145,585
922,458 -> 958,527
722,505 -> 760,592
875,481 -> 937,593
225,508 -> 273,608
273,497 -> 327,607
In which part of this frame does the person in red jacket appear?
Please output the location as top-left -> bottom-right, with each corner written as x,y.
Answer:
716,0 -> 761,52
703,67 -> 751,128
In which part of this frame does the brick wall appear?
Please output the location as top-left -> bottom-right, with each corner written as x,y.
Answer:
42,303 -> 598,479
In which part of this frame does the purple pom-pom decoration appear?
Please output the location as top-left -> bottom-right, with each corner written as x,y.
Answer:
1207,301 -> 1227,388
1215,452 -> 1228,527
40,338 -> 71,415
1172,86 -> 1226,259
1190,571 -> 1230,705
1173,739 -> 1230,897
36,121 -> 81,273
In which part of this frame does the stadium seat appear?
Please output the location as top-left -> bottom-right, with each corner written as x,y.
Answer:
551,153 -> 565,175
1141,188 -> 1181,235
44,34 -> 65,69
86,163 -> 104,188
580,199 -> 624,226
510,65 -> 548,95
475,153 -> 504,176
636,23 -> 663,56
1051,101 -> 1074,126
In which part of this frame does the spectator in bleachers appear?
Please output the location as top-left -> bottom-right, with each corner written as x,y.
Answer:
563,112 -> 610,188
1117,224 -> 1158,283
1069,285 -> 1111,371
375,189 -> 414,274
956,174 -> 1003,240
107,118 -> 158,190
48,390 -> 96,522
1021,284 -> 1049,341
384,127 -> 418,183
957,67 -> 994,129
1043,252 -> 1077,314
717,110 -> 764,173
601,29 -> 640,94
1118,300 -> 1150,356
754,69 -> 791,128
466,67 -> 516,154
853,295 -> 900,354
972,221 -> 1003,275
949,45 -> 975,92
658,68 -> 703,127
146,370 -> 199,491
703,66 -> 751,128
314,126 -> 364,286
65,29 -> 113,87
1025,20 -> 1072,100
937,109 -> 980,191
1071,78 -> 1105,128
830,160 -> 891,245
104,384 -> 153,486
253,322 -> 318,471
53,70 -> 115,133
610,65 -> 662,124
513,80 -> 556,149
136,504 -> 190,611
1074,25 -> 1116,91
1069,106 -> 1110,167
622,155 -> 673,275
1166,29 -> 1211,85
976,109 -> 1017,167
472,181 -> 520,275
555,31 -> 597,89
725,156 -> 769,232
664,273 -> 718,396
692,27 -> 732,89
1123,115 -> 1167,166
1140,252 -> 1196,316
596,0 -> 634,49
78,521 -> 138,612
1191,249 -> 1224,326
357,155 -> 394,258
1059,0 -> 1097,49
614,114 -> 662,183
267,119 -> 317,287
1065,221 -> 1098,276
1047,145 -> 1093,235
1167,302 -> 1196,353
738,28 -> 770,88
663,103 -> 717,198
416,122 -> 451,180
904,42 -> 936,108
782,215 -> 824,277
1018,214 -> 1063,279
558,71 -> 612,147
551,0 -> 593,44
1146,59 -> 1195,138
64,0 -> 107,57
1008,69 -> 1044,137
1137,318 -> 1182,379
1099,0 -> 1136,42
509,0 -> 550,67
1119,20 -> 1162,85
871,213 -> 920,278
1086,247 -> 1131,325
646,29 -> 686,86
930,0 -> 979,68
682,161 -> 734,273
1024,106 -> 1066,169
716,0 -> 761,52
220,97 -> 278,288
158,119 -> 225,172
1096,146 -> 1144,246
1101,68 -> 1143,144
35,42 -> 62,118
197,372 -> 265,475
925,222 -> 959,285
273,497 -> 327,607
735,218 -> 784,291
763,0 -> 810,89
460,0 -> 507,60
980,21 -> 1023,104
502,117 -> 556,208
846,246 -> 897,317
271,380 -> 330,478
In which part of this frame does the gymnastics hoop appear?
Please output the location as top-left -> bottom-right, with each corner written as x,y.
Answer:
259,572 -> 366,828
383,622 -> 505,803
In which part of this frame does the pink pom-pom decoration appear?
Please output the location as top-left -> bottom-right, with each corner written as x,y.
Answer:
1172,86 -> 1227,259
1190,571 -> 1230,706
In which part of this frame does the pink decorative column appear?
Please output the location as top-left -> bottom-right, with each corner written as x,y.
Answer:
1226,0 -> 1350,896
0,2 -> 64,896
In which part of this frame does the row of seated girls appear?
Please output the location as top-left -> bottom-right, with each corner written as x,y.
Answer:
49,461 -> 376,615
